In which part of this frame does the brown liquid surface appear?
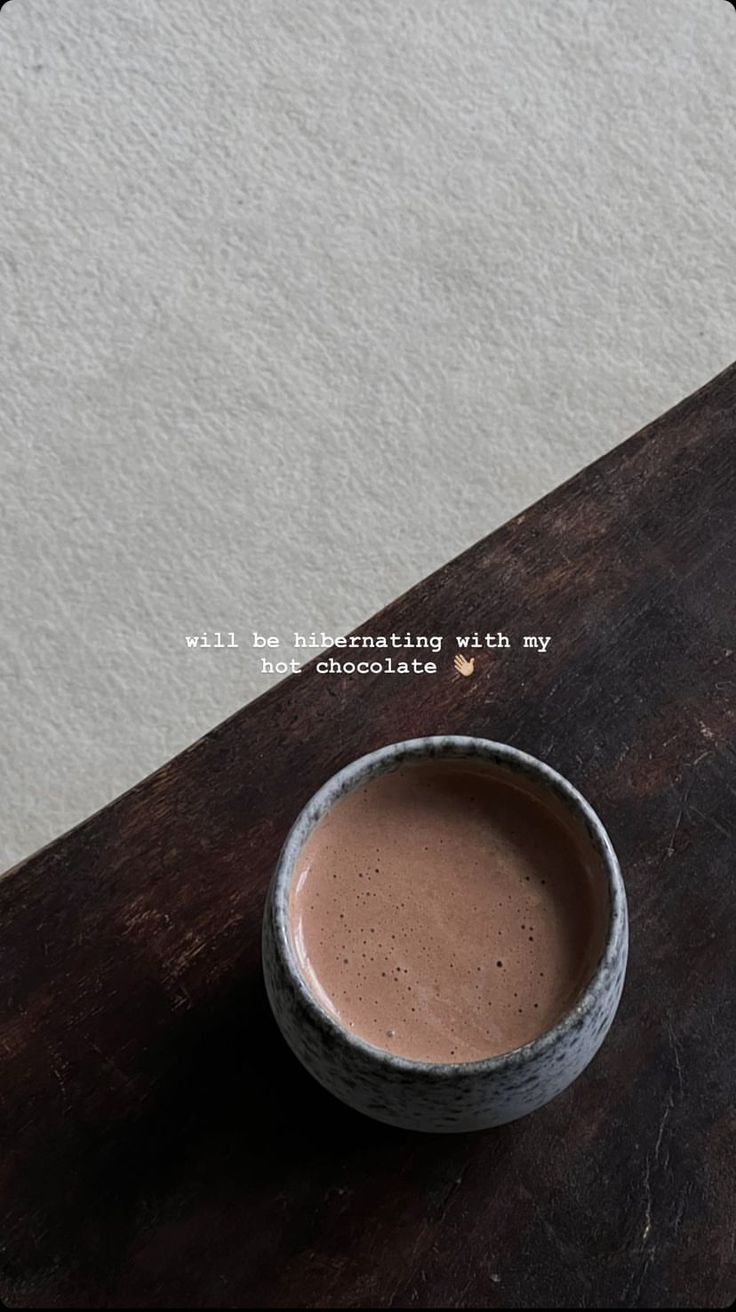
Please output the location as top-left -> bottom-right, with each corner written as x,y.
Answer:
291,761 -> 608,1063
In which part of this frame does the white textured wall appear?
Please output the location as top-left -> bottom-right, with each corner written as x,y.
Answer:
1,0 -> 735,869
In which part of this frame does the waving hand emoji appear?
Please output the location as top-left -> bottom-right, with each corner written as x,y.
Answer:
453,653 -> 475,678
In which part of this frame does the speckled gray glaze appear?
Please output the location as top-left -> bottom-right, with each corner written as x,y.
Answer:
262,737 -> 628,1133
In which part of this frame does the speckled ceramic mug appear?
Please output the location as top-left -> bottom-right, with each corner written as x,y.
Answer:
262,737 -> 627,1133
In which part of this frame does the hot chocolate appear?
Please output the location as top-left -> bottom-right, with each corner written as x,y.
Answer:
290,760 -> 608,1063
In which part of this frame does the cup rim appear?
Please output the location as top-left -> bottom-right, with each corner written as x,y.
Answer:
269,736 -> 626,1078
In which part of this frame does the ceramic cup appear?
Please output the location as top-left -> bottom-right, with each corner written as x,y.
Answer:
262,736 -> 628,1133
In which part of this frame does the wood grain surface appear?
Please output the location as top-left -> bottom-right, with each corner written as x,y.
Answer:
1,366 -> 735,1308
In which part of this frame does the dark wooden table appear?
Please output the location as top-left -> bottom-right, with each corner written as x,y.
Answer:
2,366 -> 735,1310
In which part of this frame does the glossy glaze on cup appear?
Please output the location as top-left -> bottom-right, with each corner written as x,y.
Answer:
262,737 -> 628,1133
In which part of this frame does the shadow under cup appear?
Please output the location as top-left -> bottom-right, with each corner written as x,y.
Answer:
262,737 -> 628,1133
